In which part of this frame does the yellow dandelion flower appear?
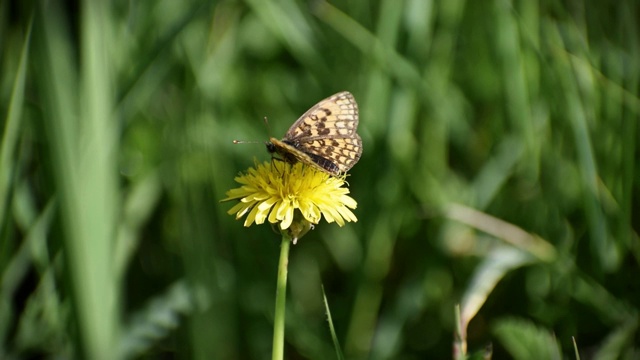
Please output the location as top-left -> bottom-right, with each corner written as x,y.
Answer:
222,160 -> 358,242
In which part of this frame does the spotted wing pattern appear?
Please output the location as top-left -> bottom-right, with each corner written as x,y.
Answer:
267,91 -> 362,176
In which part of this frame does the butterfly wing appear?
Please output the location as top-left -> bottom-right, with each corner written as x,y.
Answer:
282,91 -> 362,174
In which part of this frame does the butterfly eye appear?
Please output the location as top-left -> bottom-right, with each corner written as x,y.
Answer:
266,142 -> 276,153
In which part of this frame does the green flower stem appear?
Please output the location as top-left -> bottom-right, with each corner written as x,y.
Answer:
272,235 -> 291,360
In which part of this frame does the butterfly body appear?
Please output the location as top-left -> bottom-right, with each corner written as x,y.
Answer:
266,91 -> 362,176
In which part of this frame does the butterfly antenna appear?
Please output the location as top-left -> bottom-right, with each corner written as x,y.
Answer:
232,139 -> 262,144
263,116 -> 274,137
233,115 -> 274,144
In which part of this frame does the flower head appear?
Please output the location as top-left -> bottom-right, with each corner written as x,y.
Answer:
222,160 -> 358,241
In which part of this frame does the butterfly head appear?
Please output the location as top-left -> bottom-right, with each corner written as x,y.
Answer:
266,137 -> 278,154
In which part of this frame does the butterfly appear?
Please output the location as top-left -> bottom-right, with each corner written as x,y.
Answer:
266,91 -> 363,176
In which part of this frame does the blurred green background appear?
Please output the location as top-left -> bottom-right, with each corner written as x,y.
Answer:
1,0 -> 638,359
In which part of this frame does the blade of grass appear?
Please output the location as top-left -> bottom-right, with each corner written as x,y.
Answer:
572,337 -> 580,360
244,0 -> 324,76
446,204 -> 557,261
0,17 -> 31,236
547,23 -> 616,270
493,317 -> 562,360
77,0 -> 121,356
38,0 -> 120,357
0,199 -> 55,352
453,304 -> 466,360
313,0 -> 426,95
459,247 -> 536,333
114,171 -> 162,280
321,285 -> 344,360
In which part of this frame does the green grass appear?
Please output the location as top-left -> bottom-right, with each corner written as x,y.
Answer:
1,0 -> 638,359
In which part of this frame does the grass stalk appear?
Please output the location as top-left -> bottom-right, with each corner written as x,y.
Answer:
272,235 -> 291,360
